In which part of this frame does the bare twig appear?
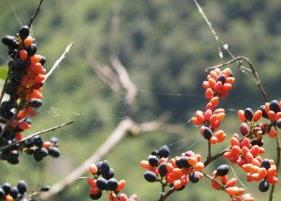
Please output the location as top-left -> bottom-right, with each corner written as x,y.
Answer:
45,42 -> 74,81
110,56 -> 138,106
0,120 -> 74,152
158,188 -> 175,201
86,55 -> 138,106
28,0 -> 44,27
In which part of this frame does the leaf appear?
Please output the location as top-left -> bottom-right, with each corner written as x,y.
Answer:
0,66 -> 8,80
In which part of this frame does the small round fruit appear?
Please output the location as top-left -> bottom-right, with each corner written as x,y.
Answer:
144,171 -> 157,182
216,164 -> 229,176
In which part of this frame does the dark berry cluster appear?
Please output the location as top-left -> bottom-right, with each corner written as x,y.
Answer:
23,136 -> 60,161
87,161 -> 137,201
0,181 -> 27,201
0,25 -> 60,164
140,145 -> 204,190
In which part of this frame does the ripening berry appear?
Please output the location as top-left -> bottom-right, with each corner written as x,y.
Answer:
107,178 -> 118,191
240,123 -> 249,135
19,50 -> 28,60
225,187 -> 245,196
17,180 -> 27,194
189,172 -> 199,183
158,145 -> 170,158
244,108 -> 253,121
144,171 -> 157,182
259,180 -> 270,192
100,160 -> 110,174
5,195 -> 14,201
158,163 -> 168,177
238,110 -> 246,122
202,127 -> 213,140
90,190 -> 102,200
96,178 -> 108,190
10,187 -> 18,199
24,36 -> 33,47
148,155 -> 159,167
117,180 -> 126,192
216,164 -> 229,176
269,100 -> 280,113
19,25 -> 30,40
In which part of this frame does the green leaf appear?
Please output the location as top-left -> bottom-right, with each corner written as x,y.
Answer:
0,66 -> 8,80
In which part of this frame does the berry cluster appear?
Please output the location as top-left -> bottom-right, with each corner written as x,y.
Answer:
192,68 -> 234,144
140,145 -> 204,190
87,161 -> 137,201
0,25 -> 59,164
211,164 -> 254,201
202,68 -> 235,108
0,181 -> 27,201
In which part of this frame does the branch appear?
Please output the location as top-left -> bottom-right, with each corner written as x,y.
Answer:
86,55 -> 138,106
45,42 -> 74,81
110,56 -> 138,106
0,120 -> 74,152
86,54 -> 122,93
28,0 -> 44,27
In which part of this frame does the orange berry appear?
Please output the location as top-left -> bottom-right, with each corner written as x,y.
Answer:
225,187 -> 244,196
5,195 -> 14,201
267,111 -> 276,121
215,130 -> 226,142
15,133 -> 23,141
89,164 -> 98,174
222,83 -> 232,91
187,156 -> 197,166
210,136 -> 218,144
210,97 -> 219,108
202,81 -> 210,89
117,180 -> 126,192
24,36 -> 33,47
205,88 -> 214,99
173,179 -> 183,190
238,110 -> 246,122
87,178 -> 97,188
225,178 -> 237,187
19,49 -> 28,60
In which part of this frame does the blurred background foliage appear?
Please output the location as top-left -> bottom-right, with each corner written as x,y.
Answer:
0,0 -> 281,201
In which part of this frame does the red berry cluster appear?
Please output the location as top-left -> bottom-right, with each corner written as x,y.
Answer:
192,68 -> 235,144
0,25 -> 59,164
211,164 -> 254,201
202,68 -> 235,108
87,161 -> 137,201
140,145 -> 204,190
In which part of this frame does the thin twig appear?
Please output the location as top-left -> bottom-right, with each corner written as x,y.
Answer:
158,188 -> 175,201
28,0 -> 44,27
45,42 -> 74,81
0,120 -> 74,152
